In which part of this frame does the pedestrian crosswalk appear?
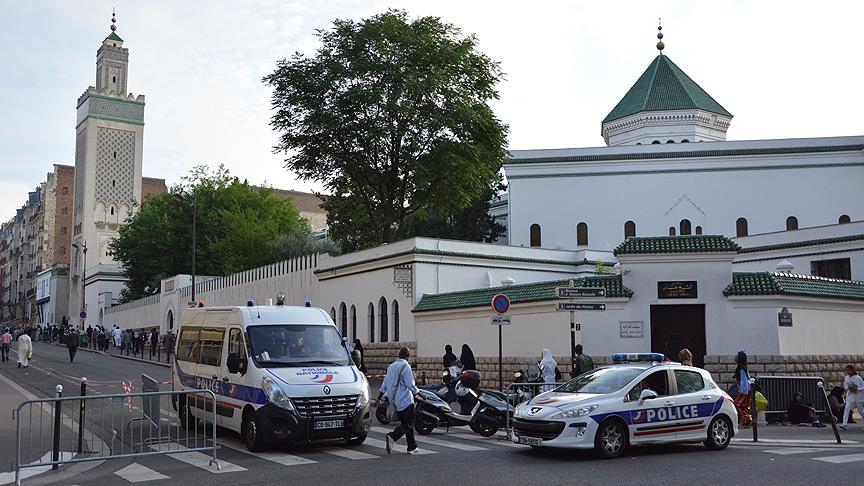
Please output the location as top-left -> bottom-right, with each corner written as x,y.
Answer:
755,445 -> 864,464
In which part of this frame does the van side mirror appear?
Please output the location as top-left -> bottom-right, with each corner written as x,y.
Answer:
638,388 -> 658,405
227,353 -> 245,375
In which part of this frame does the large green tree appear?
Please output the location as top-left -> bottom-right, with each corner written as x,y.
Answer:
109,165 -> 307,302
264,10 -> 508,251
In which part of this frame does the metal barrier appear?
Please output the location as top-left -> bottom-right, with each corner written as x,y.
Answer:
755,375 -> 825,420
14,385 -> 218,485
504,381 -> 570,441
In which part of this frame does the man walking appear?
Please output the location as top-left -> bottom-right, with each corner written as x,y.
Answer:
163,330 -> 176,362
570,344 -> 594,378
1,327 -> 12,362
149,329 -> 159,358
377,347 -> 419,455
66,328 -> 79,363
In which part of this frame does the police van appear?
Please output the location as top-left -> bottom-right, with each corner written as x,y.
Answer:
512,353 -> 738,458
171,300 -> 371,451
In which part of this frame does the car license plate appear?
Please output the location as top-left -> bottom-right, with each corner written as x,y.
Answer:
519,436 -> 542,446
313,420 -> 345,430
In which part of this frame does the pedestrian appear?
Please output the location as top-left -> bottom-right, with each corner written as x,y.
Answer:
539,348 -> 561,392
733,351 -> 752,427
353,339 -> 367,373
376,347 -> 419,455
678,348 -> 694,366
828,386 -> 854,424
66,328 -> 79,363
571,344 -> 594,378
442,344 -> 458,369
164,330 -> 176,362
113,325 -> 121,348
98,329 -> 107,351
149,328 -> 159,358
840,365 -> 864,430
16,329 -> 32,368
460,344 -> 476,371
1,327 -> 12,362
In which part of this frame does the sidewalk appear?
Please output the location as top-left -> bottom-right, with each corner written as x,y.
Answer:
0,372 -> 52,474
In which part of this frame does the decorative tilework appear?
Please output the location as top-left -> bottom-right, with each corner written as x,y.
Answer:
95,127 -> 135,207
613,235 -> 740,256
723,272 -> 864,301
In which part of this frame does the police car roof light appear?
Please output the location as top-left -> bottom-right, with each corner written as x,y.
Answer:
247,300 -> 254,307
612,353 -> 666,363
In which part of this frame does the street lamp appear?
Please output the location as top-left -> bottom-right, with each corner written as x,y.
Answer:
71,241 -> 87,317
174,192 -> 197,304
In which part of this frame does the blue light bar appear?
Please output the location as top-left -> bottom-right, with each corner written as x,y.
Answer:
612,353 -> 666,363
247,300 -> 254,307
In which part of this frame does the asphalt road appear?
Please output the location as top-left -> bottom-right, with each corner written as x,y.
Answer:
4,342 -> 864,486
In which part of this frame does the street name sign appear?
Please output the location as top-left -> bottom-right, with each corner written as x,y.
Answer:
558,303 -> 606,311
491,314 -> 511,326
556,287 -> 606,299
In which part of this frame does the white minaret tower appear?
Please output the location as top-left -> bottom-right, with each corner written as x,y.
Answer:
69,10 -> 145,326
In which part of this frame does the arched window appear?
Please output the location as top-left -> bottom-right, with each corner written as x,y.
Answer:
839,215 -> 851,224
666,140 -> 675,144
167,309 -> 174,330
624,220 -> 636,238
378,297 -> 389,342
786,216 -> 798,231
577,222 -> 588,246
680,219 -> 692,236
652,140 -> 661,144
330,307 -> 336,322
681,139 -> 690,143
736,217 -> 748,237
339,303 -> 347,337
368,303 -> 375,343
695,225 -> 703,235
529,224 -> 541,247
669,226 -> 676,236
392,301 -> 400,342
350,305 -> 357,340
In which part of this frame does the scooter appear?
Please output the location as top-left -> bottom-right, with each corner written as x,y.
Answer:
377,367 -> 460,425
465,387 -> 514,437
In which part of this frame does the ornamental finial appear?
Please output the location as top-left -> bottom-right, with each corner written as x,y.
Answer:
656,19 -> 664,53
110,8 -> 117,32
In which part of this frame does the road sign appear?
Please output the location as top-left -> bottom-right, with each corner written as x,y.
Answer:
491,314 -> 511,325
556,287 -> 606,299
79,310 -> 87,319
558,302 -> 605,311
491,294 -> 510,314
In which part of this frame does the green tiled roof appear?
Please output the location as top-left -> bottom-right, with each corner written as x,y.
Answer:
613,235 -> 740,256
413,275 -> 632,313
106,32 -> 124,42
738,234 -> 864,254
603,55 -> 731,124
724,272 -> 864,301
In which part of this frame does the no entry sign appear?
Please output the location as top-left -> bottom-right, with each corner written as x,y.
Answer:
492,294 -> 510,314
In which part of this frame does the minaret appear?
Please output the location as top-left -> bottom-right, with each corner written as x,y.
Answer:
69,11 -> 145,326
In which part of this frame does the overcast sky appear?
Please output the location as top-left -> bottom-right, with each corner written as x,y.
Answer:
2,0 -> 863,219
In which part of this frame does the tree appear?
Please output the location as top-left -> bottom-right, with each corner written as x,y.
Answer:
405,180 -> 506,242
109,165 -> 308,302
268,229 -> 341,261
264,10 -> 508,251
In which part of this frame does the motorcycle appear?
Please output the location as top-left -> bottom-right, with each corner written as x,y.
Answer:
414,370 -> 508,437
465,387 -> 513,437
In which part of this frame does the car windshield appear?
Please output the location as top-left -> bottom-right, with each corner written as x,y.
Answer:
247,324 -> 349,368
554,367 -> 644,394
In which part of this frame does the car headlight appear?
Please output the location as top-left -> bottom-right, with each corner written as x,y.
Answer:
262,376 -> 294,411
551,404 -> 599,419
357,374 -> 370,407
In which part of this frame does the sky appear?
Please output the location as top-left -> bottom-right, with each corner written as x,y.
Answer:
1,0 -> 863,220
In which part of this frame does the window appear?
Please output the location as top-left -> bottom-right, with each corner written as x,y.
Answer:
198,328 -> 225,366
674,370 -> 705,394
113,151 -> 117,159
339,303 -> 347,337
624,220 -> 636,238
110,207 -> 114,216
695,225 -> 703,235
626,370 -> 670,401
666,140 -> 675,144
392,301 -> 400,342
61,207 -> 68,215
112,75 -> 116,83
652,140 -> 661,144
379,297 -> 389,342
736,217 -> 748,237
786,216 -> 798,231
330,307 -> 336,322
811,258 -> 851,280
679,219 -> 692,235
681,139 -> 690,143
577,222 -> 588,246
112,180 -> 116,187
368,303 -> 375,343
839,215 -> 851,224
60,227 -> 66,235
62,187 -> 68,195
529,224 -> 541,247
176,328 -> 201,363
668,226 -> 676,236
60,246 -> 66,255
350,305 -> 357,340
227,328 -> 247,361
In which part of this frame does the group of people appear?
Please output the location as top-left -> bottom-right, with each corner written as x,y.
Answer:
1,326 -> 33,368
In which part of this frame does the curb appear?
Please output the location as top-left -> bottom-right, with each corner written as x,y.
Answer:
51,342 -> 170,368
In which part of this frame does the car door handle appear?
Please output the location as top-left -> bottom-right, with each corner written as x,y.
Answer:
664,400 -> 675,407
211,375 -> 218,380
222,377 -> 230,382
702,395 -> 713,400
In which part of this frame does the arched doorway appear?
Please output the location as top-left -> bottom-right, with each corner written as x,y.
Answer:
166,309 -> 174,331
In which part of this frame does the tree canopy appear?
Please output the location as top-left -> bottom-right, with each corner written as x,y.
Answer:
264,10 -> 508,251
109,165 -> 312,302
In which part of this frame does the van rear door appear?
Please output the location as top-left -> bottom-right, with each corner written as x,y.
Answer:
197,311 -> 230,425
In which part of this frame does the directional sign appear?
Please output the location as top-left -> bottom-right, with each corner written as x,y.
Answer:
558,302 -> 605,311
556,287 -> 606,299
491,314 -> 511,326
491,294 -> 510,315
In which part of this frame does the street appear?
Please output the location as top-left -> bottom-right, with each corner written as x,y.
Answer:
1,342 -> 863,485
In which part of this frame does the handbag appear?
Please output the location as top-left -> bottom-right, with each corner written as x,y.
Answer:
386,364 -> 408,422
28,350 -> 33,360
755,391 -> 768,411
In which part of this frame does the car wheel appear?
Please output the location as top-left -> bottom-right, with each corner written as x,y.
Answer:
594,420 -> 627,459
346,433 -> 367,446
375,405 -> 391,425
705,416 -> 732,450
243,411 -> 266,452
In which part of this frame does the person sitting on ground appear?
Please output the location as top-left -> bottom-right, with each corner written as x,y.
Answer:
828,386 -> 854,424
788,392 -> 826,427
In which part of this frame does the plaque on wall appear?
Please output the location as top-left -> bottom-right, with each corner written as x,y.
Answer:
657,281 -> 698,299
394,267 -> 412,283
778,307 -> 793,327
620,321 -> 643,338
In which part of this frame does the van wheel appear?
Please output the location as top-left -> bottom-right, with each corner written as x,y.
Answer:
594,419 -> 627,459
243,411 -> 266,452
705,416 -> 732,450
346,433 -> 367,446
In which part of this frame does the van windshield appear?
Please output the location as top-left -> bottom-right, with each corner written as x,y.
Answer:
247,325 -> 350,368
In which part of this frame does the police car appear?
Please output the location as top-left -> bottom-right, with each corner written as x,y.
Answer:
512,353 -> 737,458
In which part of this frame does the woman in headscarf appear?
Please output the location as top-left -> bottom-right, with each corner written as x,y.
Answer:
828,386 -> 850,423
460,344 -> 476,371
733,351 -> 752,426
16,328 -> 33,368
442,345 -> 458,369
539,349 -> 560,392
353,339 -> 367,373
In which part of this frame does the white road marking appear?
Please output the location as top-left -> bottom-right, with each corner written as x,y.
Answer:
219,437 -> 317,466
447,432 -> 526,448
815,452 -> 864,464
763,447 -> 841,455
113,463 -> 170,482
151,444 -> 246,472
318,447 -> 379,460
733,438 -> 858,445
0,452 -> 75,485
362,437 -> 435,455
371,427 -> 487,451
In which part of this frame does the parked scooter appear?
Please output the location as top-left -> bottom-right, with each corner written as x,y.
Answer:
465,387 -> 513,436
414,370 -> 509,437
511,367 -> 546,405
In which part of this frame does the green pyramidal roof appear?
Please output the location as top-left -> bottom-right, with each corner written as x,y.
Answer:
106,32 -> 123,42
603,55 -> 731,124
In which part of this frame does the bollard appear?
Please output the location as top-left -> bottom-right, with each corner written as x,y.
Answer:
52,385 -> 63,470
750,378 -> 758,442
77,377 -> 87,454
818,381 -> 842,444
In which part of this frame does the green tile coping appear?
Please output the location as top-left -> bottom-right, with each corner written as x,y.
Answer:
724,272 -> 864,301
738,234 -> 864,254
106,32 -> 124,42
603,54 -> 731,124
613,235 -> 740,256
413,275 -> 632,313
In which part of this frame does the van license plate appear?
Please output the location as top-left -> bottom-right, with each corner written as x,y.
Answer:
519,436 -> 542,446
313,420 -> 345,430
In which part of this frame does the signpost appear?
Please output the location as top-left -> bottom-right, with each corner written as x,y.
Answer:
491,294 -> 510,390
556,282 -> 606,378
